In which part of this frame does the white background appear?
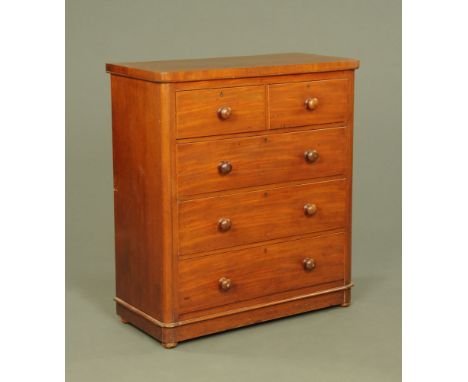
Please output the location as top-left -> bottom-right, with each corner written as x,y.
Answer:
1,0 -> 467,380
0,1 -> 64,381
403,0 -> 468,380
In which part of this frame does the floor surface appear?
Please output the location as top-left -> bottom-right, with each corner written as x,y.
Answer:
66,250 -> 401,382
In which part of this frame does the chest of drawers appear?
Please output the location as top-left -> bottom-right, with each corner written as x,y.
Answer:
106,53 -> 359,348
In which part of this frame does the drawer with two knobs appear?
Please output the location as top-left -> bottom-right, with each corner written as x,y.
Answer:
178,232 -> 346,314
176,126 -> 347,196
178,178 -> 347,255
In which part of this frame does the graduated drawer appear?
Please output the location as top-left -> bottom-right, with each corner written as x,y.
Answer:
269,79 -> 348,129
178,179 -> 346,255
176,127 -> 347,196
178,233 -> 345,314
176,85 -> 267,138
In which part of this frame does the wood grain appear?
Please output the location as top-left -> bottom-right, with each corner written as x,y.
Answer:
173,71 -> 351,92
176,127 -> 347,196
178,233 -> 345,314
173,290 -> 344,342
106,52 -> 360,82
176,85 -> 266,138
117,289 -> 345,345
343,70 -> 355,305
111,76 -> 174,322
270,79 -> 348,129
178,179 -> 347,255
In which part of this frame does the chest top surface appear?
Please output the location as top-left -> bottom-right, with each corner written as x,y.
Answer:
106,52 -> 359,82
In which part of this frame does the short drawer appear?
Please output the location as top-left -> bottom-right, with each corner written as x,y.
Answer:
176,127 -> 347,196
269,79 -> 348,129
178,233 -> 345,314
176,86 -> 266,138
178,179 -> 346,255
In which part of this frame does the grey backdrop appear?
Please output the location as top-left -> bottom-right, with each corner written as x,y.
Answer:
66,0 -> 401,381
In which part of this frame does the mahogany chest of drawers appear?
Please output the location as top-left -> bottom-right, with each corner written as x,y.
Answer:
106,53 -> 359,348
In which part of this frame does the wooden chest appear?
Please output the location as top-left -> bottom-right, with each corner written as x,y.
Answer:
106,53 -> 359,348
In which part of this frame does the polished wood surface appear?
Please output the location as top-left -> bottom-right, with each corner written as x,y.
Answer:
172,290 -> 344,342
106,52 -> 359,82
176,127 -> 346,196
178,233 -> 345,314
111,76 -> 168,321
107,53 -> 358,347
116,287 -> 347,345
176,85 -> 266,138
178,179 -> 346,255
270,79 -> 348,129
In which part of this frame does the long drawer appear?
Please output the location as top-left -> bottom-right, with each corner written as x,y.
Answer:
178,233 -> 345,314
176,127 -> 347,196
178,179 -> 347,255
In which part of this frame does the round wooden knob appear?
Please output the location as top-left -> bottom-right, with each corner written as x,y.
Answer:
305,97 -> 319,111
304,149 -> 319,163
219,277 -> 232,291
218,218 -> 232,232
304,203 -> 317,216
303,258 -> 316,271
217,106 -> 232,120
218,161 -> 232,175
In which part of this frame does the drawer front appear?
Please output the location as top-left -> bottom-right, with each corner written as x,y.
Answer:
176,86 -> 266,138
178,179 -> 346,255
177,127 -> 347,196
269,79 -> 348,129
178,233 -> 345,314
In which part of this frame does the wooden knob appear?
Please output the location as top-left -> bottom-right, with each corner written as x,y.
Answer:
218,218 -> 232,232
303,258 -> 316,271
305,97 -> 319,111
217,106 -> 232,120
304,149 -> 319,163
304,203 -> 317,216
218,161 -> 232,175
219,277 -> 232,291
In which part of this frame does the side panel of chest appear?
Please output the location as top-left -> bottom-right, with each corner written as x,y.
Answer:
111,76 -> 176,323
